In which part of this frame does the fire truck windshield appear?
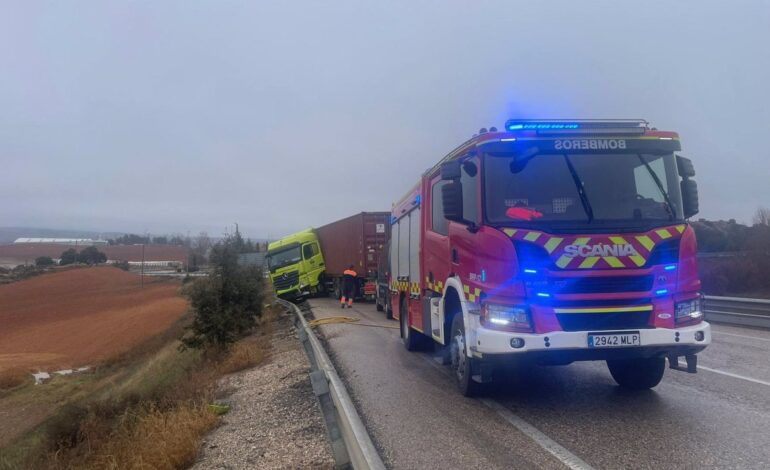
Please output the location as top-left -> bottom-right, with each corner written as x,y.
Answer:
484,152 -> 684,228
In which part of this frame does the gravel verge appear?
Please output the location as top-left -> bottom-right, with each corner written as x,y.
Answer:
192,309 -> 335,469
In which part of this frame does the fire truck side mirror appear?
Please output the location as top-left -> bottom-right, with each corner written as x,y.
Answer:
681,179 -> 699,218
441,161 -> 462,180
442,181 -> 464,222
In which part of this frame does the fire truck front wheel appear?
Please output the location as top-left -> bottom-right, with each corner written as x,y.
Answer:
607,356 -> 666,390
450,314 -> 482,397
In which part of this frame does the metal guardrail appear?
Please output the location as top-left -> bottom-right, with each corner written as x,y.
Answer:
277,299 -> 385,470
704,296 -> 770,329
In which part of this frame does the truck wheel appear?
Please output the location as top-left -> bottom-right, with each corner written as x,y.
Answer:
316,275 -> 328,297
400,298 -> 424,351
607,357 -> 666,390
450,314 -> 481,397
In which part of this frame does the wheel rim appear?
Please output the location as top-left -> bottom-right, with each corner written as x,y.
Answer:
451,331 -> 467,382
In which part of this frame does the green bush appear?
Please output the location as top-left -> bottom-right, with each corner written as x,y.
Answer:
59,248 -> 78,265
35,256 -> 55,267
78,246 -> 108,265
181,233 -> 265,349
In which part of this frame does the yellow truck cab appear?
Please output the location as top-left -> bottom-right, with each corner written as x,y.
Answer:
266,229 -> 325,299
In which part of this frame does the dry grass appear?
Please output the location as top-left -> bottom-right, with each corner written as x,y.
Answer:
217,339 -> 266,375
0,368 -> 28,392
50,403 -> 218,470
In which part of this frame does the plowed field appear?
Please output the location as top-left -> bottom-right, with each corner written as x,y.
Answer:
0,267 -> 188,373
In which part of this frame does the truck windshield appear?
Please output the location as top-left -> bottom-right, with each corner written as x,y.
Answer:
266,245 -> 302,272
484,152 -> 684,228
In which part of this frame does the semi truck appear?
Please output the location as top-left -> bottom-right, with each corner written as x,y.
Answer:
389,119 -> 710,396
267,212 -> 391,301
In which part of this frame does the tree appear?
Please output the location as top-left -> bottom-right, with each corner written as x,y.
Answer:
191,231 -> 212,265
152,236 -> 168,245
59,248 -> 78,265
181,233 -> 265,349
35,256 -> 55,267
77,246 -> 107,265
754,207 -> 770,226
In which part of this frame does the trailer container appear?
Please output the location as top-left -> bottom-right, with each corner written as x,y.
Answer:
317,212 -> 391,301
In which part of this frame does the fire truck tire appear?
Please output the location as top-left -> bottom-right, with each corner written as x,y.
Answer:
376,302 -> 384,312
450,314 -> 481,397
606,357 -> 666,390
400,298 -> 425,351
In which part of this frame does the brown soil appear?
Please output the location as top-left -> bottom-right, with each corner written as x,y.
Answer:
0,266 -> 188,374
0,243 -> 189,264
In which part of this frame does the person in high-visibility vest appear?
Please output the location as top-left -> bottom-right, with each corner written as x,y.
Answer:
340,265 -> 357,308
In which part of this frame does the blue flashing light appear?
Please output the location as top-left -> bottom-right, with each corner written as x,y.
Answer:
506,122 -> 580,131
523,269 -> 538,274
664,265 -> 677,271
656,289 -> 668,296
536,292 -> 551,298
414,194 -> 421,205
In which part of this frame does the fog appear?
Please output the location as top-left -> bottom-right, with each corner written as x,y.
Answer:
2,1 -> 768,238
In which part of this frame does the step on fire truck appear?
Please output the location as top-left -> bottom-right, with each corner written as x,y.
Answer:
389,119 -> 710,396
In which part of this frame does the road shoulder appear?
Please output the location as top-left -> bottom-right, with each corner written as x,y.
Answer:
192,309 -> 335,469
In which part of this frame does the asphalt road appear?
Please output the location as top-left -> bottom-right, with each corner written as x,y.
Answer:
305,298 -> 770,470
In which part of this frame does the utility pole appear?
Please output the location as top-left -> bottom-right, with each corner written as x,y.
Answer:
135,243 -> 145,288
141,243 -> 145,288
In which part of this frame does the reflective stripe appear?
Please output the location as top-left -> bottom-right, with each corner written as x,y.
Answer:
554,305 -> 653,314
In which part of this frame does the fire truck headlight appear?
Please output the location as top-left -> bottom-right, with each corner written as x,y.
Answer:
675,297 -> 703,324
483,304 -> 532,331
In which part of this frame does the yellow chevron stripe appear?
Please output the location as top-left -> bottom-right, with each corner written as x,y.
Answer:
656,229 -> 672,239
463,285 -> 470,293
609,236 -> 628,245
544,237 -> 564,254
604,256 -> 624,268
635,235 -> 654,251
554,305 -> 653,314
676,224 -> 686,234
578,256 -> 600,268
503,228 -> 517,237
524,231 -> 541,242
555,255 -> 571,269
574,237 -> 591,246
629,255 -> 646,267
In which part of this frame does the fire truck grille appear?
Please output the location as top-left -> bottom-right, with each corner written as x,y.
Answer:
549,275 -> 653,294
556,311 -> 653,332
273,271 -> 299,290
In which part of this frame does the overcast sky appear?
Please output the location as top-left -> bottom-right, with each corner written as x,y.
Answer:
2,1 -> 769,238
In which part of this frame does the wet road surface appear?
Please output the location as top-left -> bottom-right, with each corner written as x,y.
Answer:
305,298 -> 770,469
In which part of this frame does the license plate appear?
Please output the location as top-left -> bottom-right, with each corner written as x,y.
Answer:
587,332 -> 641,348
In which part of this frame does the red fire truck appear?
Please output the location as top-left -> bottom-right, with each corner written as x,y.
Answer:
389,119 -> 710,395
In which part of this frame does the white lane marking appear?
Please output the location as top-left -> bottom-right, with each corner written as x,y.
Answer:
713,331 -> 770,343
418,355 -> 593,470
480,399 -> 595,470
698,365 -> 770,387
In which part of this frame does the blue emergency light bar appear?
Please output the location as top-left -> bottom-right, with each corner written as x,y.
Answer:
505,119 -> 648,133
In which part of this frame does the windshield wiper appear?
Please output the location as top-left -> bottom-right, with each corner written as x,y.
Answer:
636,154 -> 675,220
562,154 -> 594,223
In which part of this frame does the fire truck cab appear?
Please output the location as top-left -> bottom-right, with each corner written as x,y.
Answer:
389,119 -> 710,396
